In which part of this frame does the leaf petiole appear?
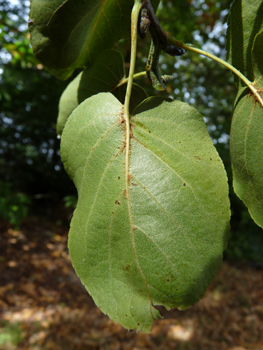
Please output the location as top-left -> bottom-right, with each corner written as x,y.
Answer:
177,41 -> 263,108
124,1 -> 142,117
114,71 -> 147,90
123,0 -> 142,203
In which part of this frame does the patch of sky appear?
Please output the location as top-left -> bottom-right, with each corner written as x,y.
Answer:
210,125 -> 216,131
0,52 -> 12,64
192,30 -> 204,45
8,12 -> 19,22
8,0 -> 30,8
25,103 -> 31,112
174,58 -> 190,70
22,138 -> 30,144
184,91 -> 190,100
218,133 -> 229,144
2,116 -> 13,125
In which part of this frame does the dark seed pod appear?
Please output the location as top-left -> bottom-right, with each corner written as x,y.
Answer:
165,45 -> 186,56
138,8 -> 151,39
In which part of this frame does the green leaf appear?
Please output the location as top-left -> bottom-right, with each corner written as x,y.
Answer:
56,49 -> 147,135
226,0 -> 263,87
61,93 -> 230,332
56,74 -> 81,136
29,0 -> 160,79
230,87 -> 263,229
252,29 -> 263,85
78,50 -> 147,111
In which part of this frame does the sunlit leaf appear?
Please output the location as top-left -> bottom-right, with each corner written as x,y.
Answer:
61,93 -> 230,332
230,87 -> 263,229
29,0 -> 160,79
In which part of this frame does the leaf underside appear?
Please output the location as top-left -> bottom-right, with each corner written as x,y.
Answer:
29,0 -> 160,79
61,93 -> 230,332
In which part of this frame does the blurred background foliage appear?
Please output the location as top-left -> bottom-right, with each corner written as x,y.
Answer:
0,0 -> 262,263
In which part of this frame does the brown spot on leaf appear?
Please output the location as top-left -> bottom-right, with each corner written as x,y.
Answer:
125,265 -> 130,271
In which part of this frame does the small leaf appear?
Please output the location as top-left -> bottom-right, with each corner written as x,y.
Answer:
29,0 -> 160,79
226,0 -> 263,87
61,93 -> 230,331
56,74 -> 81,136
230,87 -> 263,229
57,50 -> 147,135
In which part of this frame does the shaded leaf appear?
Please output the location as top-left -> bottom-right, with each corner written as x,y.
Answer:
29,0 -> 160,79
57,50 -> 147,135
78,50 -> 147,111
78,49 -> 126,103
61,93 -> 230,332
230,87 -> 263,229
252,29 -> 263,85
226,0 -> 263,87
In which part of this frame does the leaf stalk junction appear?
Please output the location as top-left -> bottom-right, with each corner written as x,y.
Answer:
132,0 -> 263,108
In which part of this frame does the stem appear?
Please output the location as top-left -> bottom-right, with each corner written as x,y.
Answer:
172,40 -> 263,108
114,71 -> 146,90
124,1 -> 142,116
123,0 -> 142,192
123,1 -> 151,294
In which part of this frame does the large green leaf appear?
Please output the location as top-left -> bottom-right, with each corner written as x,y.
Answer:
230,87 -> 263,229
61,92 -> 230,332
226,0 -> 263,87
29,0 -> 160,79
56,49 -> 147,135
